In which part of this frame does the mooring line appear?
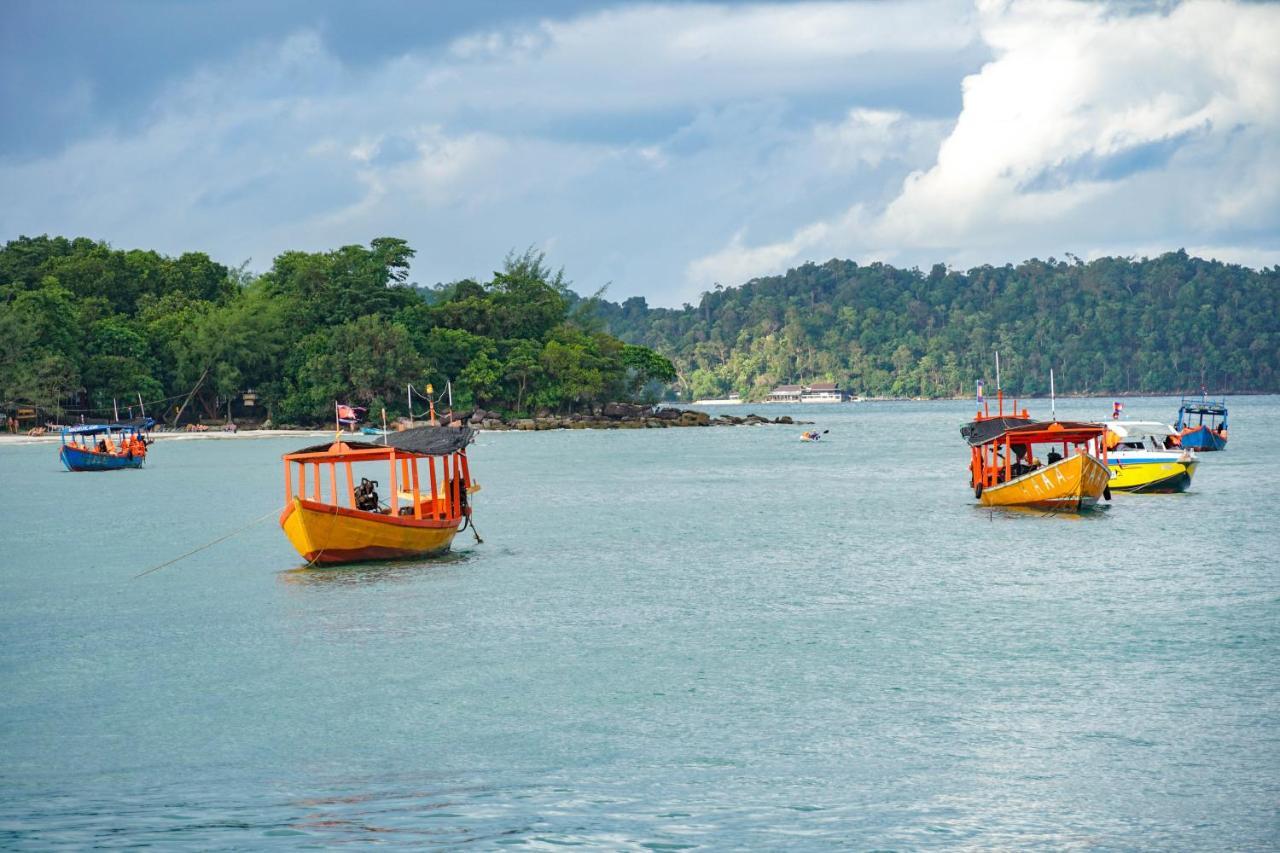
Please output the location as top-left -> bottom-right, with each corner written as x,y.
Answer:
133,509 -> 277,579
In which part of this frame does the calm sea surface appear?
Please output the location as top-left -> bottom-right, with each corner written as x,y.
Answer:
1,396 -> 1276,849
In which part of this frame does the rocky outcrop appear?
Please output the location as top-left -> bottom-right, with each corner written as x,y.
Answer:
421,405 -> 808,431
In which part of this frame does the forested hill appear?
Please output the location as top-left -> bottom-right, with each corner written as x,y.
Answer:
0,236 -> 674,425
590,252 -> 1280,400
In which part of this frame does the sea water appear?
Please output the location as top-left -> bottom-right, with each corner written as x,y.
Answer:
1,396 -> 1276,849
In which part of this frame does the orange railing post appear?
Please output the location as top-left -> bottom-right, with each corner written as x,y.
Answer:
388,451 -> 399,515
427,455 -> 439,519
411,457 -> 422,520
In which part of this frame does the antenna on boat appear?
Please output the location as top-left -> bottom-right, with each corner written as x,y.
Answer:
407,383 -> 413,427
995,351 -> 1003,416
137,392 -> 146,420
1050,368 -> 1056,421
381,407 -> 389,445
113,397 -> 120,422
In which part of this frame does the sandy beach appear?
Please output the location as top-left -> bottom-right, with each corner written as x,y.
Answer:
0,429 -> 335,447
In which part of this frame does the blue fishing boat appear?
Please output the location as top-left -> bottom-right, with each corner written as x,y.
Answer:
59,419 -> 154,471
1174,394 -> 1228,451
360,426 -> 390,437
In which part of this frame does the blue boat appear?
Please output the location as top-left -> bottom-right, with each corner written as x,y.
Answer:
1174,394 -> 1228,451
59,419 -> 154,471
360,426 -> 390,437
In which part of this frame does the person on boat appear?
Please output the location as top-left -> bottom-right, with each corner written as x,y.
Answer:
1010,444 -> 1037,477
355,478 -> 380,512
1047,448 -> 1063,465
96,438 -> 108,453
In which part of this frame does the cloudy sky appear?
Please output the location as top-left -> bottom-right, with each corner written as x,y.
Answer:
2,0 -> 1277,305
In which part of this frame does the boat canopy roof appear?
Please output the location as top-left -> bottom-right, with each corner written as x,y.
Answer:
1178,397 -> 1226,415
966,419 -> 1104,447
1107,420 -> 1177,439
62,417 -> 154,436
288,425 -> 474,458
960,416 -> 1033,446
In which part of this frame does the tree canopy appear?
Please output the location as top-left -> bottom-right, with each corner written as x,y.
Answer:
591,253 -> 1280,399
0,238 -> 676,424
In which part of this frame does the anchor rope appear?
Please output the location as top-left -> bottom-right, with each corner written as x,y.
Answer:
133,509 -> 277,579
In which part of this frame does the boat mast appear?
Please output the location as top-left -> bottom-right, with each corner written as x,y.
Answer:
1050,368 -> 1056,421
995,351 -> 1003,416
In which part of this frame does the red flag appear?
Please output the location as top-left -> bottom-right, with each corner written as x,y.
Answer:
336,404 -> 358,422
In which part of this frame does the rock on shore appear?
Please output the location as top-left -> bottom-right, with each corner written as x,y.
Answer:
421,404 -> 803,431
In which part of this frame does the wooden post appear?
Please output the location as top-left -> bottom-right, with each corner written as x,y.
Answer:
411,457 -> 422,520
388,451 -> 399,516
455,454 -> 463,517
285,462 -> 293,505
299,464 -> 307,501
329,462 -> 337,506
345,460 -> 355,508
427,455 -> 439,518
312,463 -> 321,502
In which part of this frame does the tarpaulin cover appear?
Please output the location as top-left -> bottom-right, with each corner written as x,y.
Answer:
290,426 -> 474,456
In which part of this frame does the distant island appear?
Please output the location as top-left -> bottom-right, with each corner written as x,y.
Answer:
589,251 -> 1279,401
2,236 -> 1276,431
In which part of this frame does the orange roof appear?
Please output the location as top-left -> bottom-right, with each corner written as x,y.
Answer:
993,417 -> 1105,445
973,420 -> 1106,446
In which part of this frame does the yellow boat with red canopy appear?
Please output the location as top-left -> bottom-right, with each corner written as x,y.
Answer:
279,426 -> 478,565
961,388 -> 1110,511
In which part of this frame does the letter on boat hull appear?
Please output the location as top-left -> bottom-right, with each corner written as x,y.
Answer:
281,498 -> 460,565
979,453 -> 1110,511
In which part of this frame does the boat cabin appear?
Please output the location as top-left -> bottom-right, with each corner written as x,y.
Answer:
1106,421 -> 1180,453
282,428 -> 474,523
59,418 -> 154,471
1175,395 -> 1228,449
965,420 -> 1109,493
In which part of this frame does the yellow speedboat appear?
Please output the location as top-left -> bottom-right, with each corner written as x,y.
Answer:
1105,421 -> 1197,493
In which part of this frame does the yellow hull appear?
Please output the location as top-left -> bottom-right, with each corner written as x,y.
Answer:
280,497 -> 460,565
1108,459 -> 1196,492
979,453 -> 1110,510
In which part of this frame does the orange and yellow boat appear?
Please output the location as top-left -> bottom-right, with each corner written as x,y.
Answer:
961,389 -> 1110,511
279,426 -> 478,565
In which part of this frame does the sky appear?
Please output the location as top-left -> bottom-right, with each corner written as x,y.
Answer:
2,0 -> 1277,306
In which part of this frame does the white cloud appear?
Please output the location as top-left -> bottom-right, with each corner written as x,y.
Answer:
690,0 -> 1280,288
7,0 -> 1272,306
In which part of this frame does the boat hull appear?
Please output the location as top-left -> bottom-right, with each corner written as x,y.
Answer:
1108,457 -> 1196,493
1177,426 -> 1227,451
280,497 -> 460,565
59,445 -> 145,472
979,453 -> 1110,511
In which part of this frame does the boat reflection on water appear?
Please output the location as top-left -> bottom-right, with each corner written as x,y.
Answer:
278,550 -> 474,587
973,503 -> 1112,522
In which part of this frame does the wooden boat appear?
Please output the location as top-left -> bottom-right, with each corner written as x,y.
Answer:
961,388 -> 1110,511
1174,394 -> 1228,451
59,419 -> 154,472
1105,421 -> 1198,493
279,426 -> 478,565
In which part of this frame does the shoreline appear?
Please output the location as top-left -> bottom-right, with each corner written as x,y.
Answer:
0,428 -> 334,447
